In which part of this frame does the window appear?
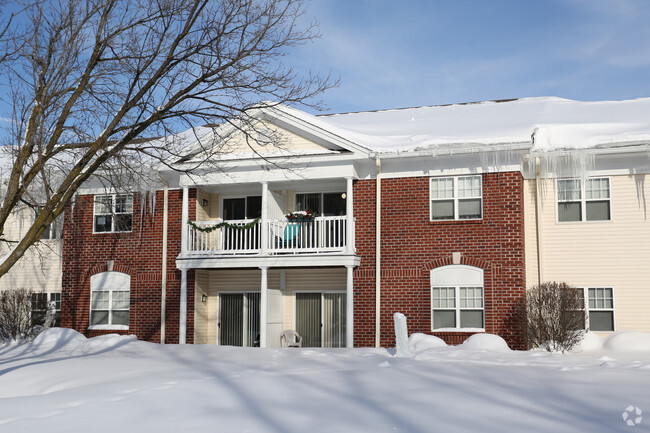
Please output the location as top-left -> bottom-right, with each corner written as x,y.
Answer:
295,192 -> 346,216
89,271 -> 130,329
557,178 -> 610,222
31,292 -> 61,327
35,209 -> 63,240
94,194 -> 133,232
430,176 -> 482,221
222,196 -> 262,220
430,265 -> 484,330
586,287 -> 614,331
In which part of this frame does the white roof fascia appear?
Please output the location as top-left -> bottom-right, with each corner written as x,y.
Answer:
374,141 -> 532,159
172,103 -> 373,168
178,159 -> 359,187
171,149 -> 363,174
528,140 -> 650,156
263,104 -> 374,157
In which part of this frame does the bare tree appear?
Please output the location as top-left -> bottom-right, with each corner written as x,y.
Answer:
0,288 -> 40,341
521,281 -> 586,352
0,0 -> 334,278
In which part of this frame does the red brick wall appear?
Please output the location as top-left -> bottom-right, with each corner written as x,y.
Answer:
353,172 -> 526,349
61,189 -> 196,343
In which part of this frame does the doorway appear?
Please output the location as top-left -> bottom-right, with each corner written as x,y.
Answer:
295,292 -> 346,348
218,292 -> 260,346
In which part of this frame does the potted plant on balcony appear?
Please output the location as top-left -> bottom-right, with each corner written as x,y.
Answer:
285,211 -> 316,222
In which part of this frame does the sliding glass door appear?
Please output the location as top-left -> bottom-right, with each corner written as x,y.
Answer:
295,292 -> 346,348
218,292 -> 260,347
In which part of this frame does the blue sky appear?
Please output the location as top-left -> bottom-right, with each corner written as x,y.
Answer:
294,0 -> 650,114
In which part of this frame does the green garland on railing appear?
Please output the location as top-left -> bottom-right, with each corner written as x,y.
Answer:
187,218 -> 260,233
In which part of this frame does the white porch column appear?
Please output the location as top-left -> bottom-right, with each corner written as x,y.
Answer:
179,268 -> 187,344
181,187 -> 189,257
260,266 -> 268,348
261,182 -> 268,255
346,177 -> 354,254
346,265 -> 354,348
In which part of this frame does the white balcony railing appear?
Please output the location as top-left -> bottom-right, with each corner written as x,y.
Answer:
188,219 -> 261,255
186,216 -> 348,256
269,216 -> 347,254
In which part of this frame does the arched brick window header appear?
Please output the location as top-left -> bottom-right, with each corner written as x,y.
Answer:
422,256 -> 492,271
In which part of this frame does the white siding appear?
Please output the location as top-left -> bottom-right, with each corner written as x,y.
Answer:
524,180 -> 540,288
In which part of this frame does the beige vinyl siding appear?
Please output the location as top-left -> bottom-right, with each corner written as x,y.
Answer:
193,267 -> 348,344
0,207 -> 62,293
529,175 -> 650,333
212,123 -> 336,156
194,270 -> 211,344
284,268 -> 347,330
193,269 -> 281,344
196,191 -> 220,221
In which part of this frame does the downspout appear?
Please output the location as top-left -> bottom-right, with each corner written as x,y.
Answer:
157,173 -> 169,344
534,156 -> 544,285
375,157 -> 382,348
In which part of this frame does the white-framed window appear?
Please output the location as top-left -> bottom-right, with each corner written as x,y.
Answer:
430,175 -> 482,221
94,194 -> 133,233
31,292 -> 61,327
222,196 -> 262,220
430,265 -> 484,330
557,178 -> 610,222
585,287 -> 614,332
89,271 -> 130,330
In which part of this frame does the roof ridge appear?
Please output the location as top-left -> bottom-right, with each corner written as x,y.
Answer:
318,98 -> 529,117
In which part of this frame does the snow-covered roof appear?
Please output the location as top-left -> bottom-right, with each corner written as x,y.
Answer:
309,96 -> 650,154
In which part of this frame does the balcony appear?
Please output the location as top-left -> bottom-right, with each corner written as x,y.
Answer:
187,215 -> 350,256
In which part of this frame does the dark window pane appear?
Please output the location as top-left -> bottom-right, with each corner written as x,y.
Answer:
586,201 -> 610,221
459,199 -> 481,219
91,310 -> 109,325
589,311 -> 614,331
559,202 -> 581,222
114,214 -> 132,232
433,310 -> 455,329
246,196 -> 262,219
115,195 -> 132,213
432,200 -> 454,220
95,215 -> 112,232
296,193 -> 321,214
223,198 -> 246,220
460,310 -> 484,328
323,192 -> 346,216
111,311 -> 129,326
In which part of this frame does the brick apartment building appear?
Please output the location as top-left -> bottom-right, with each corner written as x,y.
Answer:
58,97 -> 650,349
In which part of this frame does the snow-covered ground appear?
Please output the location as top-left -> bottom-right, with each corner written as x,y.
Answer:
1,329 -> 650,433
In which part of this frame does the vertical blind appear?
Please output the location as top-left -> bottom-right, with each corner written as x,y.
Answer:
296,292 -> 346,348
